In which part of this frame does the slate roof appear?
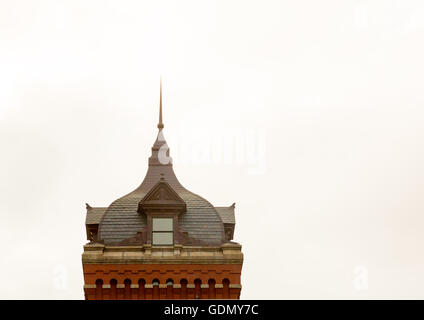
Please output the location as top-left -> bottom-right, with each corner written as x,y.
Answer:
97,131 -> 226,245
215,206 -> 235,224
85,207 -> 107,225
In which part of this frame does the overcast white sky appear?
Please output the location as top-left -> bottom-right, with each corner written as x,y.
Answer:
1,0 -> 424,299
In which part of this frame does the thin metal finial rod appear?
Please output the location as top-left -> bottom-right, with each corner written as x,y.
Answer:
158,76 -> 164,130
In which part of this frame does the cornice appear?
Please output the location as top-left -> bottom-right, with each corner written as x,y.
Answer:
82,243 -> 243,265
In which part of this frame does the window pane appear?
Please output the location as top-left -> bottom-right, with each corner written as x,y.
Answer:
152,232 -> 173,245
152,218 -> 173,231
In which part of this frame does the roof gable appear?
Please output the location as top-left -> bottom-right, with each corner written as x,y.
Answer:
138,178 -> 186,213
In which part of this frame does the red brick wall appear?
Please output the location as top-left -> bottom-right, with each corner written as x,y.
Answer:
83,263 -> 242,300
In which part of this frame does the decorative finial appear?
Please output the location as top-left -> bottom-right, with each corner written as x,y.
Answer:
157,76 -> 164,130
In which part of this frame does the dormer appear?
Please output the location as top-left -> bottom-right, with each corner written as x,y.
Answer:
215,203 -> 236,242
138,177 -> 186,245
85,203 -> 107,242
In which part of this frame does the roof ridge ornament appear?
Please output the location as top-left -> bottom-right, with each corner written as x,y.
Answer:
157,76 -> 164,130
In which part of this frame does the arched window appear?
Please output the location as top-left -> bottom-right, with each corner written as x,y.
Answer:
194,279 -> 202,299
124,279 -> 131,300
166,279 -> 174,299
95,279 -> 103,300
180,279 -> 188,299
138,279 -> 146,299
208,279 -> 216,299
152,278 -> 160,299
222,278 -> 230,299
110,279 -> 118,300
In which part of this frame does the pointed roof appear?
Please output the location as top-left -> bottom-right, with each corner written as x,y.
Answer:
98,81 -> 226,245
157,77 -> 164,130
149,79 -> 172,166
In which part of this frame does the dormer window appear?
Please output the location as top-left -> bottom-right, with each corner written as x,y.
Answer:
138,178 -> 186,245
152,218 -> 173,245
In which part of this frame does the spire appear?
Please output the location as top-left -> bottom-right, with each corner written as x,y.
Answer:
157,77 -> 164,130
149,76 -> 172,166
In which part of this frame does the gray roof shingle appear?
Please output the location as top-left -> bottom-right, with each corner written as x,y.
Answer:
215,205 -> 235,224
85,207 -> 107,225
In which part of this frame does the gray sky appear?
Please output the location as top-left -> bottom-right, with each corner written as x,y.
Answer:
1,0 -> 424,299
